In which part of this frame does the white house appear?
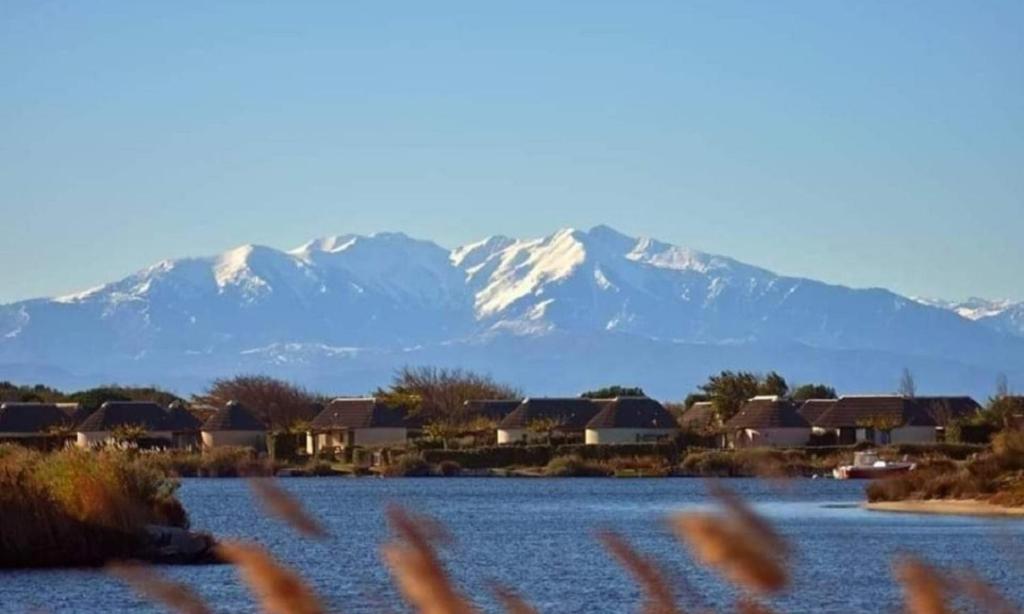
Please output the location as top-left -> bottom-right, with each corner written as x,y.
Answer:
201,401 -> 267,450
724,396 -> 811,448
75,401 -> 175,447
0,402 -> 75,440
584,397 -> 678,444
306,398 -> 408,454
496,398 -> 601,445
811,395 -> 981,445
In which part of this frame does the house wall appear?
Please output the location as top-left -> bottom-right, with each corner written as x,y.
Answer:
731,428 -> 810,448
585,428 -> 677,445
353,427 -> 407,448
890,426 -> 938,444
76,431 -> 173,448
202,430 -> 266,450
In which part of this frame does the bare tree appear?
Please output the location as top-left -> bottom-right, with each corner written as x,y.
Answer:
378,366 -> 520,424
197,375 -> 321,431
995,373 -> 1010,399
897,368 -> 916,398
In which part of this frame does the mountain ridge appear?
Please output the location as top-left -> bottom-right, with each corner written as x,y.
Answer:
2,225 -> 1021,398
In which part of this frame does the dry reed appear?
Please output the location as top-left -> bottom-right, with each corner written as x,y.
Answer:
489,583 -> 540,614
108,561 -> 212,614
217,541 -> 325,614
381,505 -> 476,614
670,483 -> 789,595
248,478 -> 327,539
597,530 -> 682,614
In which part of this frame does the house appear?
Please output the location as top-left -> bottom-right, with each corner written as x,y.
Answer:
463,399 -> 522,424
166,401 -> 203,449
201,401 -> 267,450
0,402 -> 76,442
724,396 -> 811,448
75,401 -> 175,447
679,401 -> 716,431
306,398 -> 408,454
584,397 -> 678,444
812,395 -> 981,444
797,399 -> 837,435
496,398 -> 602,444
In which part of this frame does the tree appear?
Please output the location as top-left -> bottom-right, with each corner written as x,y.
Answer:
698,371 -> 762,423
68,386 -> 183,412
423,419 -> 463,450
985,395 -> 1024,430
377,366 -> 521,425
197,375 -> 321,431
995,373 -> 1010,399
897,368 -> 916,398
683,393 -> 710,409
791,384 -> 838,402
580,385 -> 646,399
758,371 -> 789,397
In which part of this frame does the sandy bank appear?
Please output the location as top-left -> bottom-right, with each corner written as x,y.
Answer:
864,499 -> 1024,517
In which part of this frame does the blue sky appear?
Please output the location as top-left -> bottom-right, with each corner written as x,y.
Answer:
1,2 -> 1021,303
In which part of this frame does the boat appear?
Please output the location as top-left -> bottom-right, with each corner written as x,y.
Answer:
833,450 -> 915,480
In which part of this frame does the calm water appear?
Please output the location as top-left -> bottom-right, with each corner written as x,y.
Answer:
2,478 -> 1023,613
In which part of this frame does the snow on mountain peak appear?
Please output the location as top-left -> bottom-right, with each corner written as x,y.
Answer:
473,227 -> 589,316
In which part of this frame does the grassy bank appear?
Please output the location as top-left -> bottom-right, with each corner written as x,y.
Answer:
0,445 -> 195,567
867,431 -> 1024,507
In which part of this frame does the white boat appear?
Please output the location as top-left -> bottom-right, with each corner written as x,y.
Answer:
833,450 -> 915,480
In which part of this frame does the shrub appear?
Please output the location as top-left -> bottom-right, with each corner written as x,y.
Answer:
381,454 -> 432,477
545,455 -> 612,477
0,447 -> 189,567
438,460 -> 462,477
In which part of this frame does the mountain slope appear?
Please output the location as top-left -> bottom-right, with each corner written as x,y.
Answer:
1,225 -> 1021,398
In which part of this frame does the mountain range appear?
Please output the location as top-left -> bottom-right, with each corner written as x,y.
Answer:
2,225 -> 1022,399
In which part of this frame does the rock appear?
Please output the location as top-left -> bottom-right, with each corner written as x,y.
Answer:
140,525 -> 221,565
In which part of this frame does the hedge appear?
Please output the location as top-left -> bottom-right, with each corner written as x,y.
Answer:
422,442 -> 684,469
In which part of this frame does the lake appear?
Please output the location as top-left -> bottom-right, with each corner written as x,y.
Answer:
2,478 -> 1023,613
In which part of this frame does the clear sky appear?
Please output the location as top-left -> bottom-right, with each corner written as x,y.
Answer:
1,2 -> 1022,304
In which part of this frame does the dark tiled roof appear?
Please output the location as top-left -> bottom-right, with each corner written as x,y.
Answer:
0,403 -> 74,433
812,396 -> 980,428
497,398 -> 602,430
166,402 -> 203,431
77,401 -> 171,432
310,398 -> 407,430
797,399 -> 836,425
680,402 -> 716,429
463,400 -> 522,421
726,397 -> 810,430
202,401 -> 265,432
586,397 -> 677,429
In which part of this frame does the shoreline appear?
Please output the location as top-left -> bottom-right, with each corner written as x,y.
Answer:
864,499 -> 1024,518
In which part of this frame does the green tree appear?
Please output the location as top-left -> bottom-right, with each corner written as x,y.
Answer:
791,384 -> 838,402
698,371 -> 762,423
683,393 -> 710,409
580,385 -> 645,399
758,371 -> 789,397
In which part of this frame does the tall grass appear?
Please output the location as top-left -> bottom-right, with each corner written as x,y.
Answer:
867,429 -> 1024,505
0,445 -> 187,567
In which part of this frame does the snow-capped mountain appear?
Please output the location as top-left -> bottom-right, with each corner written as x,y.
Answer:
914,297 -> 1024,339
2,225 -> 1022,398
